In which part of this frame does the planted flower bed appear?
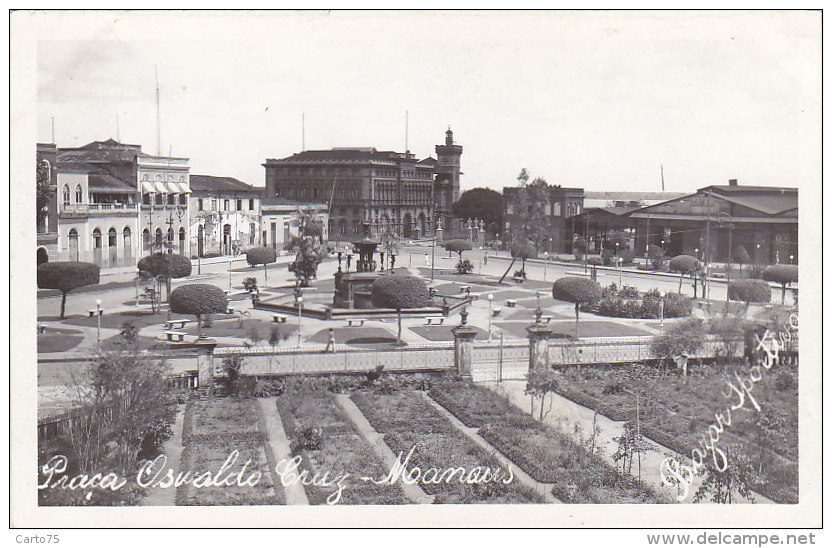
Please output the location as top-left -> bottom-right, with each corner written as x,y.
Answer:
351,390 -> 543,504
548,362 -> 798,504
275,389 -> 408,505
177,398 -> 282,506
429,382 -> 668,504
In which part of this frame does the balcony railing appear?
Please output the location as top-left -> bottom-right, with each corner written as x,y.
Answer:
60,203 -> 140,215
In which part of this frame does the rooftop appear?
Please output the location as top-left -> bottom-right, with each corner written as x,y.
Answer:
189,174 -> 258,193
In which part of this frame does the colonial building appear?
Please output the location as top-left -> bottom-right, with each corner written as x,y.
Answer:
502,184 -> 585,254
56,139 -> 191,262
628,180 -> 798,264
260,198 -> 329,251
263,129 -> 462,241
36,143 -> 59,264
189,175 -> 263,257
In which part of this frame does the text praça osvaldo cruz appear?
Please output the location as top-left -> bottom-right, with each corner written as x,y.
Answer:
660,313 -> 797,501
38,445 -> 514,505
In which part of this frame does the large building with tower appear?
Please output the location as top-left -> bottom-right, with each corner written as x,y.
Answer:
262,129 -> 463,241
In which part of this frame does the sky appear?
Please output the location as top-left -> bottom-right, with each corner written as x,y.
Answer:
33,10 -> 821,194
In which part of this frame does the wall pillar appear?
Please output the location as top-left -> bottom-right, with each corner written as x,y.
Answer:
452,308 -> 477,379
195,343 -> 216,390
527,321 -> 553,373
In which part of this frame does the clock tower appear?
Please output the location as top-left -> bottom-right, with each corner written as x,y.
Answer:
434,128 -> 463,229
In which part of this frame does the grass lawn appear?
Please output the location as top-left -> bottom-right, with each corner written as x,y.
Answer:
307,327 -> 397,346
183,318 -> 296,341
494,320 -> 652,339
428,381 -> 669,504
177,397 -> 283,505
505,309 -> 571,321
549,361 -> 798,503
409,325 -> 488,342
37,333 -> 84,353
100,334 -> 164,352
351,390 -> 543,504
53,310 -> 192,330
276,390 -> 408,505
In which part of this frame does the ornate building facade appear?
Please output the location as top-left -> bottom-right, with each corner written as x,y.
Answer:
263,129 -> 462,241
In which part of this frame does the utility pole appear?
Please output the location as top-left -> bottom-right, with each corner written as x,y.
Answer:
155,65 -> 161,156
51,117 -> 55,143
302,113 -> 305,151
704,191 -> 712,300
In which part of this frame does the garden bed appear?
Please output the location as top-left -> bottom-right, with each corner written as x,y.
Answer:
350,390 -> 543,504
548,362 -> 798,504
428,382 -> 668,504
275,390 -> 408,505
177,397 -> 282,506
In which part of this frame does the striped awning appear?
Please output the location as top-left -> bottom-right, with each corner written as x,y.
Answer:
142,182 -> 155,194
177,182 -> 191,193
154,182 -> 168,194
165,182 -> 179,194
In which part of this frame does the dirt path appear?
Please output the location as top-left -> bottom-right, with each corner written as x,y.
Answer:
492,380 -> 770,504
422,392 -> 561,503
142,404 -> 185,506
256,397 -> 309,505
334,394 -> 434,504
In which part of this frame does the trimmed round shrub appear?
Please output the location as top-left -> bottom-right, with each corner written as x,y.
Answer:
669,254 -> 700,274
510,241 -> 536,260
586,256 -> 603,266
169,284 -> 228,331
246,246 -> 277,267
444,240 -> 472,258
371,274 -> 430,343
762,264 -> 798,304
552,277 -> 602,307
728,279 -> 771,303
37,261 -> 100,318
137,253 -> 192,279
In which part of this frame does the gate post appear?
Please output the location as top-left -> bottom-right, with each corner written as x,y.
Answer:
196,342 -> 217,392
453,308 -> 477,379
527,315 -> 553,372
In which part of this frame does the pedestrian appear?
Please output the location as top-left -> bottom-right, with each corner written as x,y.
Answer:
425,253 -> 429,266
483,252 -> 488,265
324,327 -> 336,353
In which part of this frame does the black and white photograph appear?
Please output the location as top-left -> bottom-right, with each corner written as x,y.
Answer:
9,9 -> 823,533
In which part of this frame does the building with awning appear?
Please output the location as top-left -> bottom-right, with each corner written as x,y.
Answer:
627,179 -> 798,265
189,175 -> 263,257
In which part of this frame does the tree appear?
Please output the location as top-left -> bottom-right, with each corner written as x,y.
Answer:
509,176 -> 551,255
552,277 -> 602,338
693,445 -> 755,504
371,274 -> 429,344
168,284 -> 228,338
649,318 -> 705,374
451,188 -> 503,235
444,239 -> 472,261
517,168 -> 529,187
733,245 -> 751,275
37,262 -> 100,318
762,265 -> 798,305
525,368 -> 559,421
727,279 -> 771,304
288,209 -> 325,288
647,245 -> 666,270
246,246 -> 277,282
137,253 -> 192,305
36,159 -> 51,229
510,240 -> 536,273
669,254 -> 702,297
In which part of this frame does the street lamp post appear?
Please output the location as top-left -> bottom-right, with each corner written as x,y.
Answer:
543,251 -> 549,280
90,299 -> 104,353
228,256 -> 233,292
297,296 -> 303,347
618,256 -> 623,286
659,291 -> 665,331
487,293 -> 494,341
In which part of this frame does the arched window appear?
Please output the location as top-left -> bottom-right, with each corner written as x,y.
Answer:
142,174 -> 149,182
167,227 -> 174,245
178,227 -> 186,253
62,185 -> 70,206
155,227 -> 163,246
75,185 -> 83,203
108,228 -> 117,247
92,228 -> 102,249
142,228 -> 150,252
123,226 -> 132,247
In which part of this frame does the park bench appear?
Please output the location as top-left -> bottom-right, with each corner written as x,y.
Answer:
513,275 -> 524,284
164,319 -> 189,330
540,315 -> 553,323
492,307 -> 502,317
226,305 -> 235,314
346,319 -> 365,327
272,314 -> 288,324
459,285 -> 471,294
425,316 -> 445,325
164,331 -> 186,343
505,299 -> 517,308
37,323 -> 47,334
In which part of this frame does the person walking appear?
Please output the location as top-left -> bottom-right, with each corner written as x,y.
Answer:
324,327 -> 336,353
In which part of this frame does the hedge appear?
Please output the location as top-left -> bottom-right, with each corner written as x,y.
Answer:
371,274 -> 429,310
762,265 -> 798,304
669,254 -> 700,274
727,279 -> 772,303
37,261 -> 100,318
169,284 -> 228,322
552,277 -> 602,307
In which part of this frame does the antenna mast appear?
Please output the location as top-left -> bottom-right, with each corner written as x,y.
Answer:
302,113 -> 305,151
51,117 -> 55,143
661,164 -> 665,192
155,65 -> 161,156
116,114 -> 120,142
405,110 -> 409,152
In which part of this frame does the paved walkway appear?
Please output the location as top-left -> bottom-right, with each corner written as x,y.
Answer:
256,397 -> 309,505
142,404 -> 185,506
422,392 -> 560,503
491,380 -> 770,504
334,394 -> 433,504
